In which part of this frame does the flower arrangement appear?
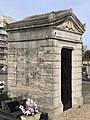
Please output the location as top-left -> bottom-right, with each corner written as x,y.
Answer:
19,98 -> 39,116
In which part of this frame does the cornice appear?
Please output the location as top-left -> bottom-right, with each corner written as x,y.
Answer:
6,9 -> 85,34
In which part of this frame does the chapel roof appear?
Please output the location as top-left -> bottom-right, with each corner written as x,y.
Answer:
6,8 -> 85,33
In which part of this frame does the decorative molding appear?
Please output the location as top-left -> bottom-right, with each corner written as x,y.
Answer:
62,20 -> 76,32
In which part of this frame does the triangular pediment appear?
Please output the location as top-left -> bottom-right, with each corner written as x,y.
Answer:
57,19 -> 79,32
53,12 -> 85,34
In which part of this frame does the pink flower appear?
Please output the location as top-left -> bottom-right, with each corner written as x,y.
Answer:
19,98 -> 39,116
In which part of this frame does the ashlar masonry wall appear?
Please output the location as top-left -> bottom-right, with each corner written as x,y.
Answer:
6,9 -> 85,118
8,28 -> 59,116
53,30 -> 83,107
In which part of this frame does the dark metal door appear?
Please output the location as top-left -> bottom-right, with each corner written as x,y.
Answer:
61,48 -> 72,110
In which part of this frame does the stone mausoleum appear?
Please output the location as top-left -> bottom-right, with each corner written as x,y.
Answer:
6,9 -> 85,118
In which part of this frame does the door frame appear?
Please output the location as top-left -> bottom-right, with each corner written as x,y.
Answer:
61,47 -> 73,110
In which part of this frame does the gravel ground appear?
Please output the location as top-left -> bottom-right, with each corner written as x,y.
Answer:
52,81 -> 90,120
53,104 -> 90,120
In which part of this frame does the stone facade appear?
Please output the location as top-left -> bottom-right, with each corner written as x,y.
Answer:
0,16 -> 16,23
0,20 -> 7,70
0,16 -> 16,92
6,9 -> 85,118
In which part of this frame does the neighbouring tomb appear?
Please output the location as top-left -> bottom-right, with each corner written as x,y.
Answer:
6,9 -> 85,118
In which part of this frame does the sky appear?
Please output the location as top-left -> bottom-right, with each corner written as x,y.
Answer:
0,0 -> 89,49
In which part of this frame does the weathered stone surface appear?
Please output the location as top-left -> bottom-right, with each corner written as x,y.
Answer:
6,9 -> 85,119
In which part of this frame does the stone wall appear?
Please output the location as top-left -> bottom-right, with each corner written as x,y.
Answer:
6,9 -> 85,118
8,27 -> 58,116
82,81 -> 90,103
7,27 -> 83,117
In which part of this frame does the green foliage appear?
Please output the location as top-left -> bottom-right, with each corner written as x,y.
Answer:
83,50 -> 90,61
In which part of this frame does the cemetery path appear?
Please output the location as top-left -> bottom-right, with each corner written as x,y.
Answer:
53,104 -> 90,120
